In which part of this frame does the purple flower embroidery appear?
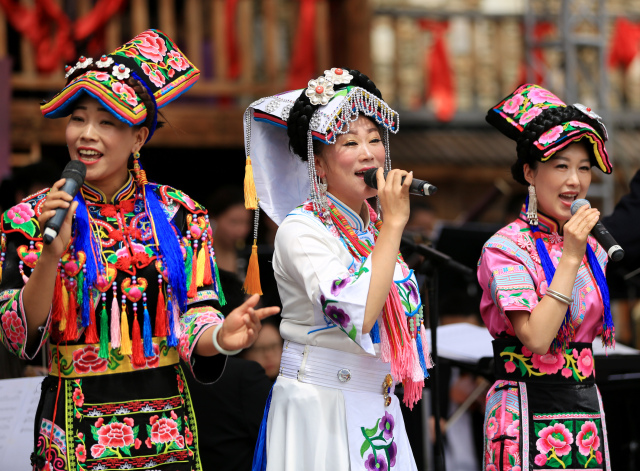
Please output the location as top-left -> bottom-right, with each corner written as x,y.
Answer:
325,305 -> 350,328
401,280 -> 419,305
365,453 -> 388,471
379,411 -> 395,440
389,441 -> 398,467
331,276 -> 350,296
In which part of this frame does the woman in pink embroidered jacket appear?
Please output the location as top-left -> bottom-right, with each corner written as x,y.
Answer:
0,30 -> 278,471
477,84 -> 615,471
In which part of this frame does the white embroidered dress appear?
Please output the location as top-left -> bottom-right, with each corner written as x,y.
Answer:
265,194 -> 420,471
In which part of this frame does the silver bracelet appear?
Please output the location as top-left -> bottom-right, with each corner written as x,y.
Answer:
546,288 -> 573,305
212,322 -> 242,356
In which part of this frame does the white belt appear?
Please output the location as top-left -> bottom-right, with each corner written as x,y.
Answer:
279,340 -> 393,396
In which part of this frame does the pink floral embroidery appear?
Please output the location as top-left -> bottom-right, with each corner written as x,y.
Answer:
167,50 -> 190,71
534,453 -> 548,466
531,352 -> 565,375
538,125 -> 564,145
72,387 -> 84,407
561,367 -> 573,378
93,71 -> 110,82
75,443 -> 86,462
112,81 -> 138,107
194,311 -> 222,326
2,304 -> 26,346
72,345 -> 108,374
576,421 -> 600,456
134,30 -> 167,62
149,417 -> 180,444
7,202 -> 34,225
90,444 -> 105,458
576,348 -> 594,377
528,88 -> 564,106
503,94 -> 524,114
505,361 -> 516,373
142,63 -> 166,88
97,421 -> 135,448
536,423 -> 573,456
518,107 -> 542,125
521,346 -> 532,357
486,416 -> 498,439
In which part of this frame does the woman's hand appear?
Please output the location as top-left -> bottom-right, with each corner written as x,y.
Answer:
376,168 -> 412,228
37,178 -> 78,259
561,203 -> 600,264
217,294 -> 280,352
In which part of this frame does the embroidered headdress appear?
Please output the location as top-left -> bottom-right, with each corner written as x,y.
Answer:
486,83 -> 612,183
41,29 -> 199,141
243,69 -> 430,414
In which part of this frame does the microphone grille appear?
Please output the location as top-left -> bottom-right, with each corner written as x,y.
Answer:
570,198 -> 590,215
62,160 -> 87,186
362,168 -> 380,190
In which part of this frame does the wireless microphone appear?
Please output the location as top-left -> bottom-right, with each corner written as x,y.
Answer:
570,199 -> 624,262
43,160 -> 87,245
363,168 -> 437,196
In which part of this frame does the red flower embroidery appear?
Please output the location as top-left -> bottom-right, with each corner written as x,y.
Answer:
97,422 -> 135,448
142,63 -> 166,88
167,50 -> 190,71
90,444 -> 105,458
112,81 -> 138,107
75,444 -> 86,462
177,374 -> 184,393
536,423 -> 573,456
531,352 -> 565,375
94,417 -> 104,428
150,417 -> 180,444
72,345 -> 108,374
134,438 -> 142,450
185,427 -> 193,445
134,30 -> 167,62
504,361 -> 516,373
576,421 -> 600,455
176,435 -> 185,448
131,344 -> 160,370
2,307 -> 26,346
123,417 -> 134,427
72,387 -> 84,407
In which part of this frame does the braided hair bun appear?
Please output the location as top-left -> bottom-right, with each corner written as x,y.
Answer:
286,69 -> 383,161
512,106 -> 604,185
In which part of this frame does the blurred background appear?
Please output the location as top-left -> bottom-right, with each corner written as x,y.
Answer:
2,1 -> 640,469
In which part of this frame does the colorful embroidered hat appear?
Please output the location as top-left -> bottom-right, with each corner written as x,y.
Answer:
40,29 -> 199,138
241,68 -> 399,294
486,83 -> 612,174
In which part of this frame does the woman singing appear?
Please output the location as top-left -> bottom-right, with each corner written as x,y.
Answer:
478,84 -> 614,470
0,30 -> 278,470
243,68 -> 432,470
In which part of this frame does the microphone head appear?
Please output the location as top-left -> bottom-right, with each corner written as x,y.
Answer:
570,198 -> 590,215
363,167 -> 381,190
62,160 -> 87,187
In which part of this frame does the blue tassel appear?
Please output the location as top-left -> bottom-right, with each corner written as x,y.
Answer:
142,302 -> 154,357
73,193 -> 100,296
586,244 -> 615,347
252,385 -> 274,471
166,297 -> 178,347
370,321 -> 380,344
143,185 -> 188,312
416,331 -> 429,378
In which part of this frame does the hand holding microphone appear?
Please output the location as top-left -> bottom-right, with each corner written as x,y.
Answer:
570,199 -> 624,262
363,167 -> 437,196
40,161 -> 86,246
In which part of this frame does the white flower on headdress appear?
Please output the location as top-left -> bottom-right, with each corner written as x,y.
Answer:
75,56 -> 93,69
64,65 -> 76,79
324,67 -> 352,85
305,76 -> 335,106
112,63 -> 131,80
96,55 -> 114,68
573,103 -> 609,140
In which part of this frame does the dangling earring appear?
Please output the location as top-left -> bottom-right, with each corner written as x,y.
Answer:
307,130 -> 330,222
133,151 -> 148,186
318,176 -> 329,217
527,184 -> 538,226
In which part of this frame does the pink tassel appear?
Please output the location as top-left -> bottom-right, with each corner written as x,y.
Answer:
420,327 -> 434,369
110,296 -> 121,349
379,318 -> 392,363
402,378 -> 424,410
22,273 -> 29,283
411,338 -> 424,381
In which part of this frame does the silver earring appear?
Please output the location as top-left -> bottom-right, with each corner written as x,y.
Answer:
527,184 -> 538,226
307,130 -> 330,222
318,176 -> 329,217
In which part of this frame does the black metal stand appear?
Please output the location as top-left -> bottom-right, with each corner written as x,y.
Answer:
404,237 -> 474,471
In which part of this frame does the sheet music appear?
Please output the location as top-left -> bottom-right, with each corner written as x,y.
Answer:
426,322 -> 640,364
0,376 -> 43,470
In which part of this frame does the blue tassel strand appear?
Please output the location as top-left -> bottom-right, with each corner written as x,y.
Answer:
166,297 -> 178,347
252,385 -> 274,471
142,301 -> 154,357
586,244 -> 615,348
370,320 -> 380,344
416,330 -> 429,378
73,193 -> 101,325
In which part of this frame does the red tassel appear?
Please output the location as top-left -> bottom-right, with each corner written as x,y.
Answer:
64,291 -> 78,341
84,295 -> 99,344
203,243 -> 214,286
52,272 -> 63,322
187,245 -> 198,298
131,313 -> 145,367
154,287 -> 168,337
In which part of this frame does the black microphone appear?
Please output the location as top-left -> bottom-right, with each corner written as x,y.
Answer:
363,167 -> 437,196
570,199 -> 624,262
42,161 -> 86,245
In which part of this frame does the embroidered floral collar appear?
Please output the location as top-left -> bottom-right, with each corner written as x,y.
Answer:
327,193 -> 369,231
518,203 -> 561,235
81,172 -> 136,204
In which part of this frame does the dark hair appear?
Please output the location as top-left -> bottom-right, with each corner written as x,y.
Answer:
63,62 -> 164,132
512,106 -> 604,185
286,69 -> 383,161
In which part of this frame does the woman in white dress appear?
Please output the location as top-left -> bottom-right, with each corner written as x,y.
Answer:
243,68 -> 433,471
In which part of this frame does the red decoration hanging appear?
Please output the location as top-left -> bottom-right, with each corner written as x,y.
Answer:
608,18 -> 640,70
286,0 -> 318,90
419,20 -> 455,122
